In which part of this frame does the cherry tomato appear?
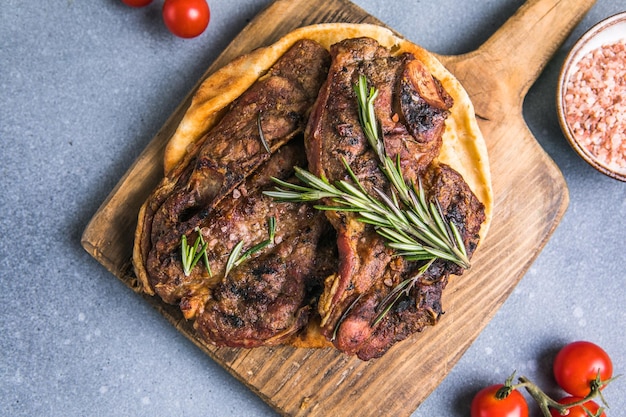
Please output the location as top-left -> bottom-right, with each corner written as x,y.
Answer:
121,0 -> 153,7
553,341 -> 613,397
549,396 -> 606,417
162,0 -> 210,38
471,384 -> 529,417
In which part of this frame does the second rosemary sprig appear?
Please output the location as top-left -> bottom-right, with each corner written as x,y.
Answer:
180,217 -> 276,279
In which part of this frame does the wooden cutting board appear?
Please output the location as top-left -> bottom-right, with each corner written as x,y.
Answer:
81,0 -> 594,415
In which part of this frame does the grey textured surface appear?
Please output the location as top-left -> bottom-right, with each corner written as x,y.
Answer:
1,1 -> 624,416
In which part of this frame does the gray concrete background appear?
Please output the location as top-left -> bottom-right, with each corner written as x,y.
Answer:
1,0 -> 624,416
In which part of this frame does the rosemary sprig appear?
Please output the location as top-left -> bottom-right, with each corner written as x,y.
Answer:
353,74 -> 469,268
181,216 -> 276,279
180,227 -> 211,277
266,159 -> 467,268
264,74 -> 471,325
224,216 -> 276,278
265,78 -> 468,269
224,240 -> 244,279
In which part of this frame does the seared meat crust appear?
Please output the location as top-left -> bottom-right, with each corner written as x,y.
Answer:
306,37 -> 483,359
134,40 -> 333,345
136,40 -> 330,300
339,164 -> 485,360
195,210 -> 337,347
186,140 -> 336,346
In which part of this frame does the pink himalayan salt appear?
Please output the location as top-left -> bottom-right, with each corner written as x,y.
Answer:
563,40 -> 626,172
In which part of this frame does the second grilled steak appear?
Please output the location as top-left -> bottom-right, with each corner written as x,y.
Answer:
306,37 -> 484,359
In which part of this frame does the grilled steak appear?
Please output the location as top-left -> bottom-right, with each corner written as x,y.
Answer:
306,37 -> 484,359
134,40 -> 333,345
326,164 -> 485,360
192,141 -> 337,347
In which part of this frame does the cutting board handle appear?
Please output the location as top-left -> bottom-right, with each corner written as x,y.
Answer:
441,0 -> 595,119
480,0 -> 596,96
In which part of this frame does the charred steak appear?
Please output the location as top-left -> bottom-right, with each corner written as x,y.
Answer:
306,37 -> 485,359
192,141 -> 337,347
134,40 -> 333,346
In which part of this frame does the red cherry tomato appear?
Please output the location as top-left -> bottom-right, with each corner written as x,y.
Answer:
162,0 -> 210,38
553,341 -> 613,397
471,384 -> 529,417
549,396 -> 606,417
121,0 -> 153,7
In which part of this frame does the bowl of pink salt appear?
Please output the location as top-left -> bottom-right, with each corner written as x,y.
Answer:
557,11 -> 626,181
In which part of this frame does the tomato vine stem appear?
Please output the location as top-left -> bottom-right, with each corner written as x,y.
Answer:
499,371 -> 618,417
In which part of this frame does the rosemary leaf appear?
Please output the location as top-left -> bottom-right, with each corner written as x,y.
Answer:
195,227 -> 212,277
387,242 -> 430,252
224,240 -> 244,278
235,239 -> 271,267
405,214 -> 451,252
451,222 -> 468,259
372,259 -> 434,326
191,242 -> 207,267
269,176 -> 314,193
431,201 -> 451,241
384,157 -> 410,203
223,216 -> 277,278
181,235 -> 191,274
376,226 -> 415,246
295,168 -> 337,194
336,180 -> 371,203
314,205 -> 362,212
341,156 -> 369,196
416,184 -> 430,218
422,246 -> 464,264
257,112 -> 271,154
373,187 -> 406,221
268,216 -> 276,241
263,189 -> 314,201
358,211 -> 392,227
390,250 -> 434,261
371,292 -> 403,327
404,209 -> 430,234
181,233 -> 208,277
339,193 -> 375,213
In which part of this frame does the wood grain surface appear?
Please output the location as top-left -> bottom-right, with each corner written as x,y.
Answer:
81,0 -> 595,415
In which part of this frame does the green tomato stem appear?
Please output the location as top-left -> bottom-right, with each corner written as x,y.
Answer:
504,373 -> 617,417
